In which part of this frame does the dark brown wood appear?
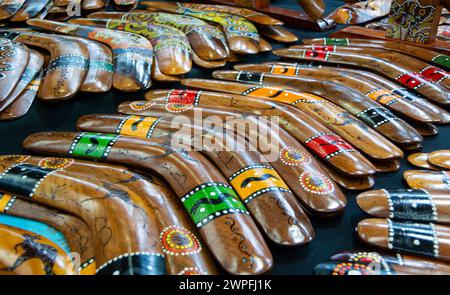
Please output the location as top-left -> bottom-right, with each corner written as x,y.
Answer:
0,38 -> 29,102
10,0 -> 50,22
408,152 -> 441,170
404,170 -> 450,190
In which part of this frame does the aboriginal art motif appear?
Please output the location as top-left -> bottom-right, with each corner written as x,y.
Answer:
0,233 -> 59,275
0,163 -> 59,198
298,49 -> 331,61
322,38 -> 350,46
346,252 -> 394,274
331,262 -> 378,275
77,258 -> 96,275
46,55 -> 89,73
228,164 -> 291,203
38,158 -> 75,170
0,193 -> 16,212
115,115 -> 161,139
0,215 -> 71,254
395,72 -> 425,89
387,219 -> 439,258
96,252 -> 166,275
366,89 -> 401,106
418,66 -> 448,83
178,266 -> 205,275
241,86 -> 323,104
385,189 -> 437,222
89,59 -> 114,73
356,107 -> 400,129
278,146 -> 312,166
160,225 -> 202,256
165,89 -> 201,113
181,182 -> 249,228
270,64 -> 301,77
129,101 -> 154,111
69,133 -> 119,160
105,20 -> 191,54
174,5 -> 259,41
387,0 -> 438,43
0,155 -> 30,164
0,40 -> 17,81
299,171 -> 335,195
305,132 -> 356,160
431,55 -> 450,69
236,71 -> 264,84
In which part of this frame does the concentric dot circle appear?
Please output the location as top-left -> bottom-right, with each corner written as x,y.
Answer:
38,157 -> 75,169
279,146 -> 312,166
0,155 -> 30,163
130,101 -> 153,111
160,225 -> 201,256
178,267 -> 204,275
299,171 -> 334,195
165,103 -> 193,113
332,262 -> 374,275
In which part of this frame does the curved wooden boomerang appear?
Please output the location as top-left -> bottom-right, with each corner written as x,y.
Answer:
82,0 -> 107,11
404,170 -> 450,191
428,150 -> 450,170
214,69 -> 424,147
22,133 -> 273,275
10,0 -> 50,22
0,0 -> 26,20
0,30 -> 89,101
181,79 -> 404,161
77,113 -> 315,247
0,155 -> 165,275
26,19 -> 153,92
273,46 -> 450,105
297,0 -> 326,20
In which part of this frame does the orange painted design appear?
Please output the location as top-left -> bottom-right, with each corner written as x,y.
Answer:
241,86 -> 323,104
270,64 -> 300,77
366,88 -> 400,106
0,194 -> 15,213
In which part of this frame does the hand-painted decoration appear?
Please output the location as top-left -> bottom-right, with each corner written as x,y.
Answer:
115,115 -> 161,139
305,133 -> 356,160
278,146 -> 312,166
356,108 -> 400,129
160,225 -> 202,256
165,89 -> 201,113
96,252 -> 166,275
386,189 -> 438,222
299,171 -> 335,195
69,133 -> 119,160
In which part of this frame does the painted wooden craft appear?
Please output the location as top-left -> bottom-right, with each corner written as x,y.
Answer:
357,218 -> 450,262
407,152 -> 440,170
428,150 -> 450,169
296,0 -> 326,20
0,196 -> 96,274
26,19 -> 153,92
257,25 -> 299,43
0,224 -> 76,275
273,46 -> 450,105
113,0 -> 138,11
404,170 -> 450,190
0,0 -> 26,20
328,0 -> 392,25
22,134 -> 273,275
181,79 -> 404,162
386,0 -> 442,44
214,69 -> 424,147
144,89 -> 376,178
82,0 -> 106,11
0,49 -> 43,113
357,189 -> 450,224
87,12 -> 229,62
304,38 -> 450,71
0,70 -> 42,121
0,30 -> 89,101
141,1 -> 261,54
118,101 -> 348,216
315,251 -> 450,275
69,18 -> 192,77
0,38 -> 29,103
10,0 -> 50,22
77,113 -> 315,246
321,165 -> 375,191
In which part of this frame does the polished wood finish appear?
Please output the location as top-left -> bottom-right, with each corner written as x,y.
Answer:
10,0 -> 50,22
0,0 -> 26,20
404,170 -> 450,190
329,0 -> 391,25
257,25 -> 299,43
0,38 -> 29,102
408,152 -> 440,170
428,150 -> 450,169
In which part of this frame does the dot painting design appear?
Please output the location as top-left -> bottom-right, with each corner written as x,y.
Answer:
165,89 -> 200,113
365,88 -> 400,106
279,146 -> 312,166
38,158 -> 75,170
129,101 -> 154,111
77,257 -> 96,275
236,71 -> 264,84
96,252 -> 165,275
322,38 -> 350,46
356,107 -> 400,129
270,64 -> 301,77
299,171 -> 334,195
0,155 -> 30,164
387,219 -> 439,258
0,193 -> 16,213
228,164 -> 292,203
160,225 -> 202,256
347,252 -> 393,275
332,262 -> 375,275
181,182 -> 249,228
46,55 -> 89,73
178,266 -> 205,275
115,115 -> 161,139
431,55 -> 450,69
385,189 -> 438,222
69,133 -> 119,160
305,132 -> 355,160
395,72 -> 425,89
419,66 -> 448,83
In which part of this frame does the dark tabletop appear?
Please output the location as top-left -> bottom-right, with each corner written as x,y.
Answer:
0,0 -> 448,275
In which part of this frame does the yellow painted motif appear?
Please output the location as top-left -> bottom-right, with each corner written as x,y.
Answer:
229,165 -> 290,202
366,89 -> 400,105
0,194 -> 14,213
270,65 -> 300,77
242,87 -> 322,104
117,115 -> 160,139
79,259 -> 96,275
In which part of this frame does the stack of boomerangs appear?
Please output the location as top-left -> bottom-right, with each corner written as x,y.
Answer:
406,149 -> 450,191
315,185 -> 450,275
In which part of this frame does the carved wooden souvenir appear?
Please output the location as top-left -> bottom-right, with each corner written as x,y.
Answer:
408,121 -> 439,136
0,156 -> 166,275
22,134 -> 273,275
215,69 -> 424,146
428,150 -> 450,170
10,0 -> 50,22
77,114 -> 315,246
0,38 -> 29,102
88,12 -> 229,61
386,0 -> 443,44
33,0 -> 52,20
370,159 -> 402,173
141,1 -> 261,54
273,46 -> 450,105
357,218 -> 450,262
296,0 -> 326,20
69,18 -> 192,76
0,0 -> 26,20
0,30 -> 89,101
144,89 -> 376,177
0,224 -> 77,275
404,170 -> 450,190
181,79 -> 404,162
180,3 -> 284,25
118,101 -> 348,216
408,152 -> 440,170
357,189 -> 450,224
0,49 -> 43,113
315,251 -> 450,275
0,70 -> 42,121
82,0 -> 106,11
321,164 -> 375,191
257,25 -> 299,43
329,0 -> 392,25
305,38 -> 450,71
59,36 -> 114,93
330,26 -> 450,55
113,0 -> 138,11
26,19 -> 153,92
0,197 -> 96,274
258,37 -> 271,52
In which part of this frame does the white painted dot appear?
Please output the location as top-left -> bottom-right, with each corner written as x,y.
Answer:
113,271 -> 120,275
414,239 -> 420,246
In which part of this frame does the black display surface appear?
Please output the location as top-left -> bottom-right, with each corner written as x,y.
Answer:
0,0 -> 448,275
